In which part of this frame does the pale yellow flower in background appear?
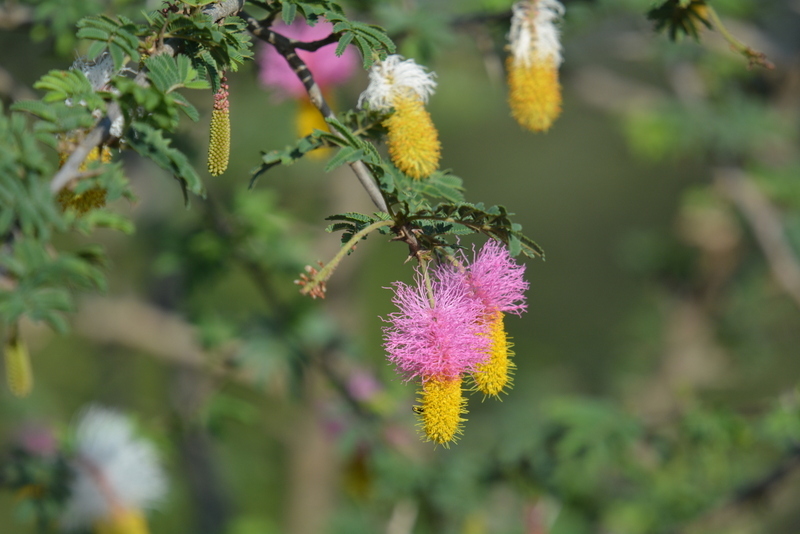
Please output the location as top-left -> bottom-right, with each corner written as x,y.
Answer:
507,0 -> 565,132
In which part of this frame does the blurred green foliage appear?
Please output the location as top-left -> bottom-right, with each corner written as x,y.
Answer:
2,0 -> 800,533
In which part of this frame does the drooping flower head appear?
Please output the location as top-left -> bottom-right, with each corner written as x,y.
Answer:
358,55 -> 441,179
383,266 -> 489,380
60,406 -> 167,532
258,19 -> 358,146
445,240 -> 529,397
458,239 -> 529,316
507,0 -> 565,132
383,265 -> 489,445
415,375 -> 468,446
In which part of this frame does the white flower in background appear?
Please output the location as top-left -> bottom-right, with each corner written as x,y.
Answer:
358,55 -> 441,180
507,0 -> 565,132
358,54 -> 437,110
60,406 -> 167,533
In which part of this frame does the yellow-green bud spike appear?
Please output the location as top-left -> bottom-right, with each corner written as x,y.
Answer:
472,311 -> 516,398
207,78 -> 230,176
384,94 -> 441,180
5,332 -> 33,398
415,375 -> 467,446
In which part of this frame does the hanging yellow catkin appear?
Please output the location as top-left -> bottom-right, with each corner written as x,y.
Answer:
384,94 -> 441,180
507,0 -> 565,132
5,332 -> 33,397
415,375 -> 467,446
207,77 -> 230,176
472,311 -> 516,397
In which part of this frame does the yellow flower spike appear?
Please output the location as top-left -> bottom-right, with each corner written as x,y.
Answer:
95,508 -> 150,534
5,332 -> 33,398
384,94 -> 441,180
358,55 -> 441,179
507,0 -> 565,132
472,311 -> 516,398
207,78 -> 230,176
507,57 -> 562,133
415,375 -> 467,446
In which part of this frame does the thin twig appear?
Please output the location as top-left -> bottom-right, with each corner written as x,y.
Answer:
292,32 -> 341,51
714,167 -> 800,309
242,11 -> 389,214
296,219 -> 395,298
705,5 -> 774,70
201,0 -> 245,25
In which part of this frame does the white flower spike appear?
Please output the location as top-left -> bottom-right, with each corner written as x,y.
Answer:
358,55 -> 437,110
358,55 -> 441,180
60,406 -> 167,533
507,0 -> 566,132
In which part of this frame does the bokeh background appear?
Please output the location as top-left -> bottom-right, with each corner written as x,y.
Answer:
3,0 -> 800,533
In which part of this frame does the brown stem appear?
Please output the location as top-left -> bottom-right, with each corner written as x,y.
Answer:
242,12 -> 390,214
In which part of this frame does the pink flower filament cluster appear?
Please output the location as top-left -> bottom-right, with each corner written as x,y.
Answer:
383,241 -> 528,445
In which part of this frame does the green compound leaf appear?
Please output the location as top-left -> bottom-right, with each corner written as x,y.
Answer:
76,15 -> 140,70
324,146 -> 365,172
647,0 -> 712,41
161,12 -> 253,76
325,212 -> 393,244
407,202 -> 544,259
145,54 -> 209,94
126,121 -> 205,200
33,69 -> 105,110
327,14 -> 395,68
250,109 -> 386,188
0,239 -> 107,333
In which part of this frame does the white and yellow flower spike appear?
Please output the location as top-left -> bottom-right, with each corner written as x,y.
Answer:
60,407 -> 167,534
358,55 -> 441,180
507,0 -> 565,132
